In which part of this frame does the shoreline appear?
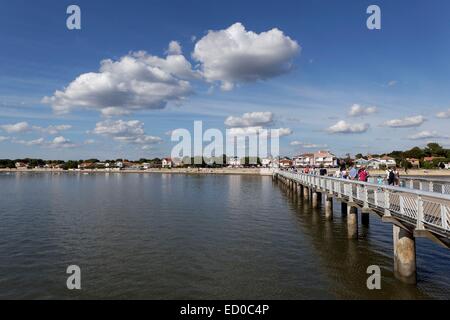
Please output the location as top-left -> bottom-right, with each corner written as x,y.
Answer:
2,168 -> 450,177
0,167 -> 274,176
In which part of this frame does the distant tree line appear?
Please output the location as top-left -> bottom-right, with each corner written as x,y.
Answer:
354,143 -> 450,169
0,156 -> 263,169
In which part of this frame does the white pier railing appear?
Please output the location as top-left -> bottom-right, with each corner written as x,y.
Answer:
275,170 -> 450,238
365,176 -> 450,195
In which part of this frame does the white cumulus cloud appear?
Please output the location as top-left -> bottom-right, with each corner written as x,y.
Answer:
93,120 -> 162,145
290,140 -> 328,148
436,109 -> 450,119
408,131 -> 448,140
12,136 -> 76,148
42,47 -> 196,115
290,140 -> 303,146
193,22 -> 300,90
0,122 -> 71,135
348,104 -> 377,117
327,120 -> 369,134
14,138 -> 45,146
383,115 -> 426,128
227,126 -> 292,138
0,122 -> 30,133
167,41 -> 182,55
33,124 -> 72,135
50,136 -> 76,148
225,112 -> 273,127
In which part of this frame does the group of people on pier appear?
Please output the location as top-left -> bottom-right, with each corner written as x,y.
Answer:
282,164 -> 402,186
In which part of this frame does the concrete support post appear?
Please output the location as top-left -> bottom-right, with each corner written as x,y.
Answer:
347,206 -> 358,239
393,225 -> 417,284
304,187 -> 310,200
325,194 -> 333,220
341,202 -> 347,216
361,211 -> 370,226
312,191 -> 319,208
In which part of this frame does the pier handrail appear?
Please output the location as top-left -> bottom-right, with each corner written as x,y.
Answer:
274,170 -> 450,238
366,175 -> 450,195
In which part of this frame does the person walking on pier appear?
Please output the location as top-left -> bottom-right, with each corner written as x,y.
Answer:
358,167 -> 369,182
394,167 -> 400,186
349,165 -> 358,180
387,168 -> 395,186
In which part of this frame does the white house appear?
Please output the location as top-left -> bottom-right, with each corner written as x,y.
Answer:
15,162 -> 27,169
379,156 -> 396,168
172,158 -> 183,167
270,159 -> 279,168
115,161 -> 124,169
355,158 -> 369,168
279,158 -> 293,168
228,156 -> 241,167
367,158 -> 382,169
293,153 -> 314,167
261,158 -> 272,168
142,163 -> 151,170
162,158 -> 173,168
293,151 -> 337,168
314,151 -> 338,168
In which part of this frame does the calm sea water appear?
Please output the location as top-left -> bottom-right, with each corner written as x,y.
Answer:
0,172 -> 449,300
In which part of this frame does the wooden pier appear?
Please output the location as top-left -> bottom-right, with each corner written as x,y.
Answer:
274,170 -> 450,284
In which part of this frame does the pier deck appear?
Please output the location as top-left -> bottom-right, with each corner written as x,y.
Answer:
274,170 -> 450,284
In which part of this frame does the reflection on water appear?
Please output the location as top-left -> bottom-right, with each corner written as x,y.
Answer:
0,173 -> 449,299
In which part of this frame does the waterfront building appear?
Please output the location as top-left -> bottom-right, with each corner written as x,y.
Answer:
115,161 -> 124,169
261,158 -> 272,168
78,162 -> 96,170
15,162 -> 27,169
279,158 -> 293,168
314,151 -> 338,168
228,156 -> 241,167
293,153 -> 314,167
172,158 -> 183,167
162,158 -> 173,168
355,158 -> 369,168
379,156 -> 397,168
293,151 -> 337,168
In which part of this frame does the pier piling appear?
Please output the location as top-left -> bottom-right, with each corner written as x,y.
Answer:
361,211 -> 370,226
393,225 -> 417,284
341,202 -> 347,216
325,194 -> 333,220
304,187 -> 310,200
312,191 -> 319,208
275,170 -> 449,287
347,205 -> 358,239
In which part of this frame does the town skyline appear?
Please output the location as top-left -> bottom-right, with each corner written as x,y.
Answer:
1,1 -> 450,160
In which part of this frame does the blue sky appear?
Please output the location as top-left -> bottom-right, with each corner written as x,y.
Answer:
1,0 -> 450,160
